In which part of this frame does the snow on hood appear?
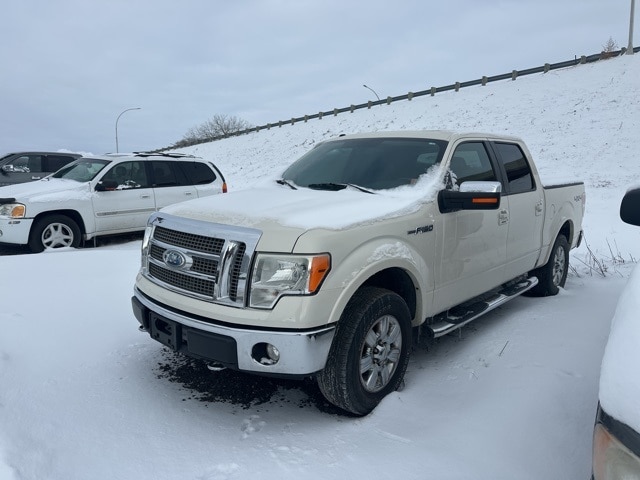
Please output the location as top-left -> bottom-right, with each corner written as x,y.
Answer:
161,170 -> 444,231
0,178 -> 92,203
599,263 -> 640,432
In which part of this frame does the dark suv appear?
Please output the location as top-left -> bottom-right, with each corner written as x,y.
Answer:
0,151 -> 82,187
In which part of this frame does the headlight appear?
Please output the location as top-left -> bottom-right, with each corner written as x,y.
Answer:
249,253 -> 330,309
0,203 -> 26,218
593,422 -> 640,479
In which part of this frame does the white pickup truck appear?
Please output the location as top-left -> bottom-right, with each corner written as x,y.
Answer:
131,131 -> 585,415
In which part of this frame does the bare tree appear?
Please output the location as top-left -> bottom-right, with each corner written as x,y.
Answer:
180,114 -> 252,145
601,37 -> 619,59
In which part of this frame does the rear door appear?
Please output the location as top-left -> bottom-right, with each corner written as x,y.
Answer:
150,161 -> 198,209
491,141 -> 544,279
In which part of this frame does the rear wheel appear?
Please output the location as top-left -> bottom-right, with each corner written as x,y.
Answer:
28,214 -> 81,253
317,286 -> 412,416
529,234 -> 569,296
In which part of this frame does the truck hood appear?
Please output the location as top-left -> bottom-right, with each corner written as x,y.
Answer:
0,178 -> 91,203
160,179 -> 440,232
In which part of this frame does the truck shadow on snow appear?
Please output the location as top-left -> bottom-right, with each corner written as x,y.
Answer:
152,310 -> 512,417
155,349 -> 350,416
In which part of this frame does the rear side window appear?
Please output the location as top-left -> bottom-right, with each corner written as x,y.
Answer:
47,155 -> 76,172
151,161 -> 188,187
177,162 -> 216,185
494,143 -> 534,194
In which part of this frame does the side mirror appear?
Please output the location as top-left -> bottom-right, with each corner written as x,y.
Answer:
438,181 -> 502,213
95,180 -> 118,192
620,187 -> 640,226
1,165 -> 14,174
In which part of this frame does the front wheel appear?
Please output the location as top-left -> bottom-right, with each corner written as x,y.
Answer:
28,214 -> 81,253
317,286 -> 412,416
529,234 -> 569,297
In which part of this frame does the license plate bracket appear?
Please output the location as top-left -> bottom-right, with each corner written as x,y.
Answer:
149,313 -> 181,350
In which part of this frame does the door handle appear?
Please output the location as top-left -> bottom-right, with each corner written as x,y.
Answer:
140,194 -> 151,199
535,201 -> 543,216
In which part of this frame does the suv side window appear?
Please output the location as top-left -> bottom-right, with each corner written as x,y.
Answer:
9,155 -> 43,173
449,142 -> 497,187
47,155 -> 76,172
101,161 -> 150,189
151,161 -> 191,187
493,142 -> 535,194
177,162 -> 216,185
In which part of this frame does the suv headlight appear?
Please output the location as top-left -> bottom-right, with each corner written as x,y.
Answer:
249,253 -> 330,309
0,203 -> 26,218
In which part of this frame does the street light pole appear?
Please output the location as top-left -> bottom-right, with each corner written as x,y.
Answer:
628,0 -> 636,55
363,84 -> 380,101
115,107 -> 141,153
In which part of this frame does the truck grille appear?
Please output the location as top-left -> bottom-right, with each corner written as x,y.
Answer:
154,226 -> 225,254
142,215 -> 262,307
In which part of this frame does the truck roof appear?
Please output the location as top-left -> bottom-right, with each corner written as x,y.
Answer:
326,130 -> 524,143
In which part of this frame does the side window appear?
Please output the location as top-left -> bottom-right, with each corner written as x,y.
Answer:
177,162 -> 216,185
494,143 -> 534,194
151,161 -> 190,187
9,155 -> 43,173
449,142 -> 496,187
47,155 -> 76,172
101,161 -> 150,190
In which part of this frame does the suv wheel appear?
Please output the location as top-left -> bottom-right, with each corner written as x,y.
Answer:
29,215 -> 81,253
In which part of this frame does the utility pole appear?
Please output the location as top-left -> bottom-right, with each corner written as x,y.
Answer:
628,0 -> 636,55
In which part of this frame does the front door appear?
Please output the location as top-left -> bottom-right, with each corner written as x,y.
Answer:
92,161 -> 156,233
432,141 -> 508,313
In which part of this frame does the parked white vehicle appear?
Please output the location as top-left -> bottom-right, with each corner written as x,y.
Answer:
592,187 -> 640,479
131,130 -> 585,415
0,152 -> 226,252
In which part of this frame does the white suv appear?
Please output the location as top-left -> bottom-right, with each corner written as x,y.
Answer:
0,152 -> 227,252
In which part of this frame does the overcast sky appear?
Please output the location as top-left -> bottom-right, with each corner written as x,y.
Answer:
1,0 -> 635,154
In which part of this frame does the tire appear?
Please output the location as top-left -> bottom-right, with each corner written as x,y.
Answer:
528,234 -> 569,297
28,214 -> 81,253
317,286 -> 412,416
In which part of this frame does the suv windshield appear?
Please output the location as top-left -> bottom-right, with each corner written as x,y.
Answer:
282,137 -> 447,191
52,159 -> 110,182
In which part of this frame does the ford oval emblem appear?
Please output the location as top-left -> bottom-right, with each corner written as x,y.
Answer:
163,249 -> 187,269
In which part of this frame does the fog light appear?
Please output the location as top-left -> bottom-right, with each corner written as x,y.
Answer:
266,344 -> 280,362
251,342 -> 281,366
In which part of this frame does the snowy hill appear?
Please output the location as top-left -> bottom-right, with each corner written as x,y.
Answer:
1,55 -> 640,480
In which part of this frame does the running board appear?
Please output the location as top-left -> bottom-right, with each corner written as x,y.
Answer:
426,276 -> 538,338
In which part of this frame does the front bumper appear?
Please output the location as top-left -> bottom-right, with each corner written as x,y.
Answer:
132,287 -> 336,377
0,218 -> 33,245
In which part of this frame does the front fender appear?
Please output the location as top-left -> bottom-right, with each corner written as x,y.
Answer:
322,238 -> 431,327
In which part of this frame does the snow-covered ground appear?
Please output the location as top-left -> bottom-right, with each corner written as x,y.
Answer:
1,55 -> 639,480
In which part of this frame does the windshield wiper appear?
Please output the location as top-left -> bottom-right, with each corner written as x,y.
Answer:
276,179 -> 297,190
308,183 -> 375,194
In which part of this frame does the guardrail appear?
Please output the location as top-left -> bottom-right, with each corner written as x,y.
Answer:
167,46 -> 639,150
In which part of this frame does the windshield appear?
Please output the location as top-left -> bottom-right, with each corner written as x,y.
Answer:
51,158 -> 110,182
282,137 -> 447,191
